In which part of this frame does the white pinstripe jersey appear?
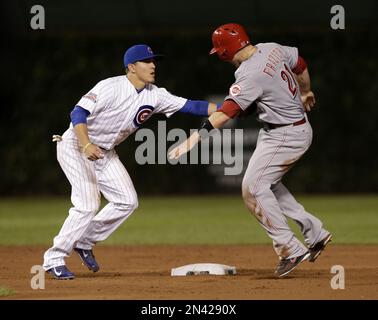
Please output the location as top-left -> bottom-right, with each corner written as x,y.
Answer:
69,75 -> 187,150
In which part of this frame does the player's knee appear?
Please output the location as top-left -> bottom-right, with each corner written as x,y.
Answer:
241,184 -> 250,202
115,197 -> 138,212
131,197 -> 138,211
241,184 -> 257,211
89,200 -> 101,214
129,193 -> 138,211
128,191 -> 138,211
241,180 -> 249,197
74,200 -> 100,215
242,177 -> 257,199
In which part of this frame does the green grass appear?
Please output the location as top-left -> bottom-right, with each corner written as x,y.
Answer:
0,195 -> 377,245
0,287 -> 15,297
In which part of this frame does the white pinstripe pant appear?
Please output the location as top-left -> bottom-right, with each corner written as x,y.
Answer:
43,130 -> 138,270
242,120 -> 329,260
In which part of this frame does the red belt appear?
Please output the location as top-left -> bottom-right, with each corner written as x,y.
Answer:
263,117 -> 306,130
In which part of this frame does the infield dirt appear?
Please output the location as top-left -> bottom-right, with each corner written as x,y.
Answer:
0,245 -> 377,299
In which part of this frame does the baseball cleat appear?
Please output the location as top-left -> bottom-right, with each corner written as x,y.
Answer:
74,248 -> 100,272
46,265 -> 75,280
308,233 -> 332,262
275,251 -> 310,278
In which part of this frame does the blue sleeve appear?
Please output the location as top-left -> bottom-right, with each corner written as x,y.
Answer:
70,105 -> 90,126
178,100 -> 209,117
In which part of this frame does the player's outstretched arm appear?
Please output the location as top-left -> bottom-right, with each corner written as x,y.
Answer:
177,100 -> 221,117
206,110 -> 232,128
169,111 -> 231,160
207,102 -> 220,115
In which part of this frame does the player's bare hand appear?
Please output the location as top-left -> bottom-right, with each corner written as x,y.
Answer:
84,144 -> 104,161
301,91 -> 316,112
169,132 -> 200,160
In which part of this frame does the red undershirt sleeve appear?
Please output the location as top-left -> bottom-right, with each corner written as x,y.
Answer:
218,99 -> 243,118
292,56 -> 307,74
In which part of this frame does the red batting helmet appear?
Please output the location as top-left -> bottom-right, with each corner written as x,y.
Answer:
209,23 -> 251,61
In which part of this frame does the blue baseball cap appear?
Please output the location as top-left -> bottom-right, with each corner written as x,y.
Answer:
123,44 -> 164,67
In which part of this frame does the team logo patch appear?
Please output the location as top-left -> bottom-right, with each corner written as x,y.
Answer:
230,84 -> 241,97
147,47 -> 153,54
133,105 -> 155,127
83,92 -> 97,103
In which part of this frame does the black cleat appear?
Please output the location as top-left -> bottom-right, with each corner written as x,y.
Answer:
275,252 -> 310,277
308,233 -> 332,262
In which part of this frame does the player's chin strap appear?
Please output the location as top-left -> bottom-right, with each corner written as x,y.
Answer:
52,134 -> 63,142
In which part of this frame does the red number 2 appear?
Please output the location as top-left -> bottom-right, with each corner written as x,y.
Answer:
281,64 -> 298,98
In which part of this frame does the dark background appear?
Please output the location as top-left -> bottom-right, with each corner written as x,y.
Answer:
1,0 -> 377,195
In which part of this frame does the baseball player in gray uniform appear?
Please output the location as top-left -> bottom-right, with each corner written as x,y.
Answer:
44,44 -> 219,279
170,23 -> 332,277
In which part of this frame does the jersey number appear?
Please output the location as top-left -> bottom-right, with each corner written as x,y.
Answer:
281,64 -> 298,99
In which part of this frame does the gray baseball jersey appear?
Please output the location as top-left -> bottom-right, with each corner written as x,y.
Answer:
229,43 -> 330,263
225,42 -> 305,124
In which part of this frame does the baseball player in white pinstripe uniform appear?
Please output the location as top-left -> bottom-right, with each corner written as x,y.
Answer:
170,24 -> 332,278
44,44 -> 219,279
